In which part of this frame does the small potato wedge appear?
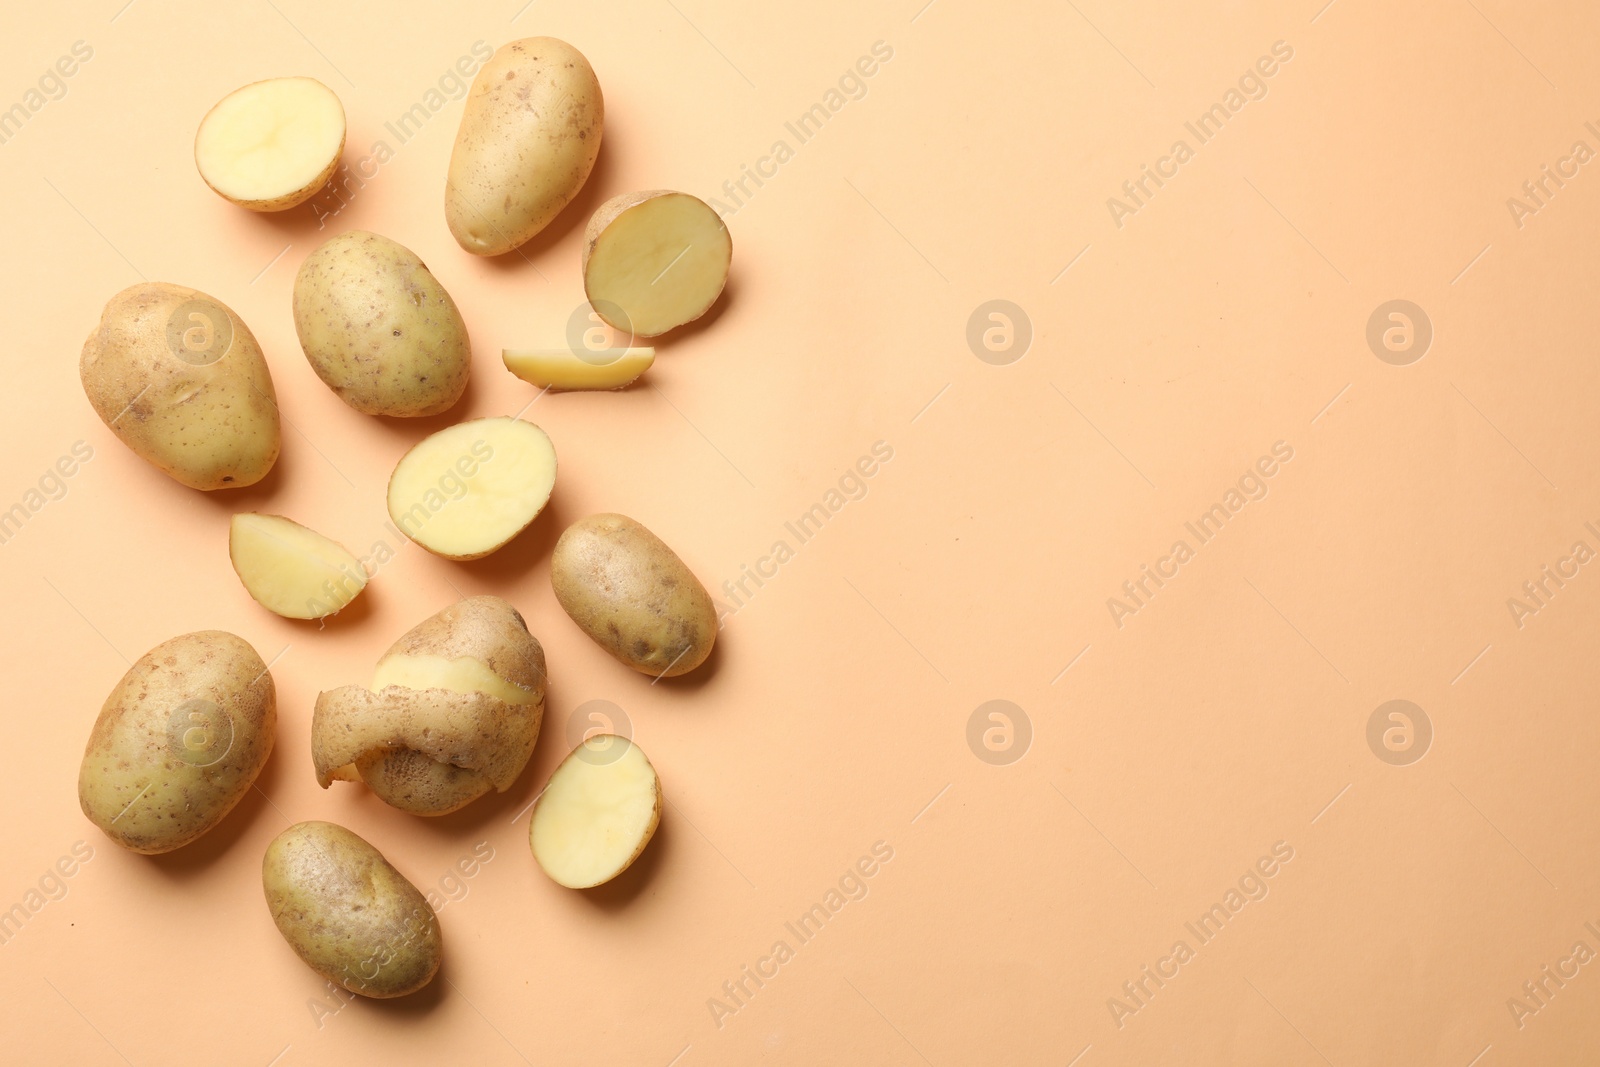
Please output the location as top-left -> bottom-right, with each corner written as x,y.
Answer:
229,513 -> 366,619
502,347 -> 653,391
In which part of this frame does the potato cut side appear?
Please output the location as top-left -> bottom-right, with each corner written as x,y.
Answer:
387,417 -> 556,560
195,77 -> 345,211
229,513 -> 366,619
502,347 -> 654,392
582,192 -> 731,337
531,735 -> 661,889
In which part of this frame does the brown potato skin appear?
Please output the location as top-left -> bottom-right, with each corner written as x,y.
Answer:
262,822 -> 441,998
551,514 -> 716,677
311,596 -> 546,815
80,283 -> 281,490
292,231 -> 471,417
445,38 -> 603,255
77,631 -> 276,854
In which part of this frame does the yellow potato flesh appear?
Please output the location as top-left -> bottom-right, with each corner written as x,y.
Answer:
502,347 -> 654,391
531,736 -> 661,889
371,654 -> 538,706
386,417 -> 556,560
229,513 -> 366,619
195,77 -> 344,210
584,194 -> 731,337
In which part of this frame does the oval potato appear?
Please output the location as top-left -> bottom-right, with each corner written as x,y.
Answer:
293,230 -> 471,417
80,283 -> 281,490
262,821 -> 442,997
551,513 -> 716,677
445,38 -> 603,256
78,631 -> 276,854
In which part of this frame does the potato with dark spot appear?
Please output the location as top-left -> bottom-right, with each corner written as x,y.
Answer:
262,821 -> 441,998
551,513 -> 716,677
77,631 -> 276,854
445,38 -> 603,256
292,230 -> 470,417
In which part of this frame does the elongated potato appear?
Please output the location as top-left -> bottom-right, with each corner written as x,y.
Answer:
78,631 -> 276,853
582,191 -> 731,337
195,77 -> 345,211
531,735 -> 661,888
445,38 -> 603,256
229,513 -> 367,619
293,231 -> 471,417
263,821 -> 441,997
551,513 -> 716,677
502,347 -> 653,391
387,417 -> 557,560
80,283 -> 281,490
313,596 -> 546,815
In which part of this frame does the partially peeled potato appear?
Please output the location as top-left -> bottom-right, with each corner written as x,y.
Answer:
312,596 -> 545,815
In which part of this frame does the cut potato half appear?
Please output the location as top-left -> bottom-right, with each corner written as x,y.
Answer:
582,191 -> 731,338
195,77 -> 345,211
229,513 -> 366,619
530,735 -> 661,889
502,347 -> 654,392
387,417 -> 556,560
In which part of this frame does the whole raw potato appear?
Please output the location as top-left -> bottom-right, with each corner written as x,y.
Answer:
78,631 -> 276,854
293,231 -> 471,417
263,821 -> 442,998
551,513 -> 716,677
80,283 -> 281,490
445,37 -> 603,256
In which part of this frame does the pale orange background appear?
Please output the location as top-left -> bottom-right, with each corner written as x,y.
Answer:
3,1 -> 1599,1064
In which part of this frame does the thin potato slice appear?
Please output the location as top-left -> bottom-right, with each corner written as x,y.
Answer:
386,417 -> 556,560
502,347 -> 654,391
582,191 -> 731,337
195,77 -> 345,211
530,735 -> 661,889
229,514 -> 367,619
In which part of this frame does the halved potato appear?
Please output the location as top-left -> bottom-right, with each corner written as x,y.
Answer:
582,191 -> 731,337
195,77 -> 345,211
530,735 -> 661,889
386,417 -> 556,560
229,513 -> 366,619
502,347 -> 654,392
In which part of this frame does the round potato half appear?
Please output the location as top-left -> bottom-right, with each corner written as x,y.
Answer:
582,191 -> 731,337
195,77 -> 345,211
386,417 -> 557,560
531,735 -> 661,889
